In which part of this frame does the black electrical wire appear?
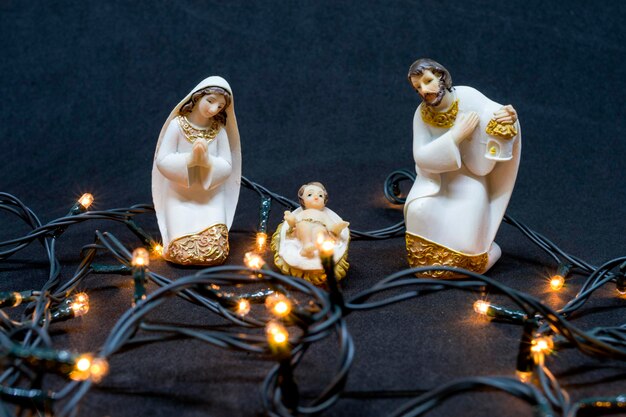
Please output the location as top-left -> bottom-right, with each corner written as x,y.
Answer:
387,376 -> 555,417
1,175 -> 625,417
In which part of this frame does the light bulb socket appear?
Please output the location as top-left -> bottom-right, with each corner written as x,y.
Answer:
54,202 -> 88,237
258,197 -> 272,234
484,303 -> 527,324
0,290 -> 33,308
556,263 -> 572,279
68,202 -> 88,217
9,345 -> 76,375
320,253 -> 344,311
516,318 -> 539,375
49,304 -> 75,322
125,219 -> 154,247
278,357 -> 299,412
132,268 -> 147,306
91,264 -> 132,275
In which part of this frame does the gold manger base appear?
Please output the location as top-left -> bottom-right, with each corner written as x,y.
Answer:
271,222 -> 349,286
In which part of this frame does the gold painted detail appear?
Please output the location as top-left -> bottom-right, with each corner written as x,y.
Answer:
271,222 -> 349,286
287,218 -> 326,236
405,232 -> 488,278
485,119 -> 518,139
177,115 -> 220,144
165,224 -> 229,265
420,99 -> 459,128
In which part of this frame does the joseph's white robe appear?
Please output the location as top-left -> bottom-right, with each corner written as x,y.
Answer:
404,86 -> 521,271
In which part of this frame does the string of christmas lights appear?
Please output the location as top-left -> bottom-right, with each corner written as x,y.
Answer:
0,173 -> 623,417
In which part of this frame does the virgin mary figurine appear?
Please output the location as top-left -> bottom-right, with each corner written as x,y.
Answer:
152,76 -> 241,265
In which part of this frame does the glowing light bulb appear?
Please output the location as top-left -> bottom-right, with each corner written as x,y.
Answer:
273,331 -> 287,344
274,301 -> 290,315
236,299 -> 251,317
78,193 -> 94,209
75,293 -> 88,304
265,293 -> 292,318
70,293 -> 89,317
530,336 -> 554,365
266,321 -> 289,346
549,275 -> 565,291
473,300 -> 490,315
88,358 -> 109,383
70,354 -> 109,383
244,251 -> 265,270
76,356 -> 91,372
316,232 -> 326,247
132,248 -> 150,267
152,243 -> 163,257
317,237 -> 335,258
71,302 -> 89,317
516,370 -> 533,383
531,337 -> 554,355
256,232 -> 268,252
70,354 -> 93,381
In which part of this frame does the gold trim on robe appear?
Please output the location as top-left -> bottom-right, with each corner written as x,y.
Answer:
177,115 -> 220,143
420,99 -> 459,128
405,232 -> 488,278
485,119 -> 518,139
165,224 -> 229,265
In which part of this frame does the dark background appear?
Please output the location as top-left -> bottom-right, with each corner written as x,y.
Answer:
1,1 -> 625,416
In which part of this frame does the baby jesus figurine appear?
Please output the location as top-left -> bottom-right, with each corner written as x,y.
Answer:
283,182 -> 350,258
272,182 -> 350,285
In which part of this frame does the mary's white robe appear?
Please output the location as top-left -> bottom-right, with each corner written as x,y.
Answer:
152,77 -> 241,265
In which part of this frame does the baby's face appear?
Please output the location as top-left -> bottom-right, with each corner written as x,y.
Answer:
302,185 -> 326,210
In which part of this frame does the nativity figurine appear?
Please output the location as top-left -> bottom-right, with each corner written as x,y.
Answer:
404,58 -> 521,278
272,182 -> 350,285
152,76 -> 241,265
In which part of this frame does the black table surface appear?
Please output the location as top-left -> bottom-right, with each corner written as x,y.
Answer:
1,1 -> 625,416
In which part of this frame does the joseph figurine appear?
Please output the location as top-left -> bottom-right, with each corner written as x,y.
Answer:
404,59 -> 521,278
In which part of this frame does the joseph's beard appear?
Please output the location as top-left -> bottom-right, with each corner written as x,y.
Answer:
420,84 -> 446,107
